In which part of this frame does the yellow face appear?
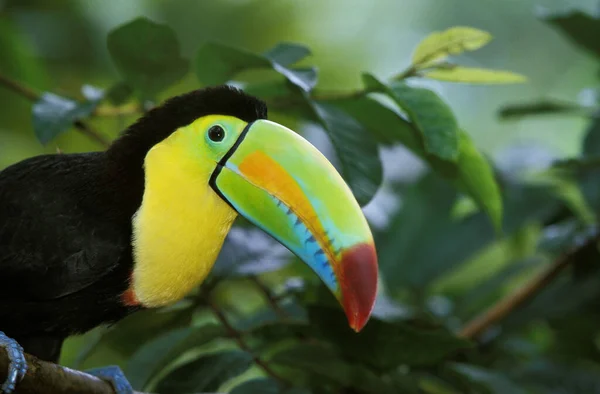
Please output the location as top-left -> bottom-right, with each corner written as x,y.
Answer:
129,115 -> 247,308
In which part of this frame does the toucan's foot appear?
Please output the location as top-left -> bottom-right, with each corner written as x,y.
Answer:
85,365 -> 133,394
0,332 -> 27,394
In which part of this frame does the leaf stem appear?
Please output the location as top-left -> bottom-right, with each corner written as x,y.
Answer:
458,232 -> 600,339
0,72 -> 110,148
204,291 -> 291,387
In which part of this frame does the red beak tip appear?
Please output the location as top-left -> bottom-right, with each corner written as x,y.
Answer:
339,242 -> 378,333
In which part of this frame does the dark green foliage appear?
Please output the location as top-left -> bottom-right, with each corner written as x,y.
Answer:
107,17 -> 189,99
8,7 -> 600,394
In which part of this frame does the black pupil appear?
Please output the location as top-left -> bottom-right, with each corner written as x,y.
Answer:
208,125 -> 225,142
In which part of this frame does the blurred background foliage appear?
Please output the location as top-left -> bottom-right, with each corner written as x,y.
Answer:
2,0 -> 600,393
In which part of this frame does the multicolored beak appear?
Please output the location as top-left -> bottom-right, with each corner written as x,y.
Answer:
210,119 -> 378,331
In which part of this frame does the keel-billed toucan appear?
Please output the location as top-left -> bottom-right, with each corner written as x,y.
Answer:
0,86 -> 378,393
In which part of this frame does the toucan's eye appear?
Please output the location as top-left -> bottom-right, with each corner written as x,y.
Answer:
208,125 -> 225,142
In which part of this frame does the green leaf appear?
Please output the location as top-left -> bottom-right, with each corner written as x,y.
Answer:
526,168 -> 596,225
388,81 -> 459,161
309,101 -> 383,206
411,26 -> 492,68
445,363 -> 527,394
72,303 -> 195,369
32,89 -> 103,145
514,361 -> 600,393
231,379 -> 280,394
422,66 -> 526,84
155,350 -> 253,394
271,343 -> 396,394
378,173 -> 495,288
107,17 -> 189,98
330,82 -> 502,229
542,10 -> 600,58
264,42 -> 311,66
231,378 -> 311,394
363,74 -> 459,161
498,100 -> 584,120
308,305 -> 473,369
105,81 -> 134,106
449,130 -> 503,232
126,324 -> 226,390
331,95 -> 422,149
582,117 -> 600,157
195,42 -> 317,91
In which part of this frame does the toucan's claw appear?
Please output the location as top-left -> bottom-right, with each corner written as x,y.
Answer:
85,365 -> 134,394
0,332 -> 27,394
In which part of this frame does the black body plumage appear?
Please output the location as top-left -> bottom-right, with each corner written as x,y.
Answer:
0,86 -> 267,362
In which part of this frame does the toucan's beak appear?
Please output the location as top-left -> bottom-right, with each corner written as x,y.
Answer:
210,119 -> 378,331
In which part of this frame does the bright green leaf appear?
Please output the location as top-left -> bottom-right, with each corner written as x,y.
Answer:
32,90 -> 103,145
423,66 -> 526,84
411,26 -> 492,68
125,324 -> 226,390
195,42 -> 317,91
308,305 -> 473,369
449,130 -> 503,232
155,350 -> 253,394
310,101 -> 383,206
107,17 -> 189,98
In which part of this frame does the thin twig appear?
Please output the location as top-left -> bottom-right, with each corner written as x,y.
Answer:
249,276 -> 289,319
459,234 -> 600,339
73,121 -> 110,148
0,73 -> 39,101
0,346 -> 147,394
204,295 -> 290,386
0,72 -> 110,148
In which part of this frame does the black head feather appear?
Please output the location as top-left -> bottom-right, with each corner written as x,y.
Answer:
108,85 -> 268,162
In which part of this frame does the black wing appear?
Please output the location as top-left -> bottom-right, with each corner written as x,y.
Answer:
0,152 -> 134,301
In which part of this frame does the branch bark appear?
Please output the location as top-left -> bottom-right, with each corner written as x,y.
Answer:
459,233 -> 600,340
0,347 -> 116,394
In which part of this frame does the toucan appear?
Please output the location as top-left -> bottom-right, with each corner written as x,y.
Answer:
0,86 -> 378,393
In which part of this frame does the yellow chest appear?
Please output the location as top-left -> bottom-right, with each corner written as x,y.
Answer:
129,138 -> 236,308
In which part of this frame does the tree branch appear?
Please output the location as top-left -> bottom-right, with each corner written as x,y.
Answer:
0,72 -> 110,148
204,294 -> 291,387
0,347 -> 125,394
249,276 -> 289,319
459,233 -> 600,340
